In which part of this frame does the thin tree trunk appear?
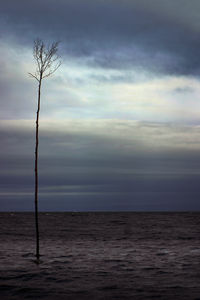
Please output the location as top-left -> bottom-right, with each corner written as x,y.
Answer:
34,77 -> 42,261
30,40 -> 60,262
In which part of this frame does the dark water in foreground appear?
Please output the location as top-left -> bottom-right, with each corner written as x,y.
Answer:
0,212 -> 200,299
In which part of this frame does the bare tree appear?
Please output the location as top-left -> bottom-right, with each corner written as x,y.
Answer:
29,39 -> 61,262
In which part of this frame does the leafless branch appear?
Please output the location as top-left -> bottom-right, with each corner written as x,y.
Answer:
28,72 -> 39,82
29,39 -> 61,81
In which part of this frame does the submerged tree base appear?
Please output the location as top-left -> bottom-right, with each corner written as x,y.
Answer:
1,212 -> 200,299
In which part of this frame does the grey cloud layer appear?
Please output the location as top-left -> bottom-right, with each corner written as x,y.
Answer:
1,0 -> 200,75
1,120 -> 200,210
1,1 -> 200,211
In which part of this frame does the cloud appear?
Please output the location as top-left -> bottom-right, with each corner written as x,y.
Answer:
1,37 -> 200,128
1,118 -> 200,175
1,119 -> 200,210
1,0 -> 200,76
173,87 -> 195,94
1,1 -> 200,210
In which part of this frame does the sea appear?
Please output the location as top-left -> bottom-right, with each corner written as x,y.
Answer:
0,212 -> 200,299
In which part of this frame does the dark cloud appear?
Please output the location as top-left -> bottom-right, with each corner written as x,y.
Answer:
1,1 -> 200,211
1,0 -> 200,75
174,87 -> 195,94
1,120 -> 200,210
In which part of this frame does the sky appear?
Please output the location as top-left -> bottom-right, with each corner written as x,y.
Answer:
1,0 -> 200,211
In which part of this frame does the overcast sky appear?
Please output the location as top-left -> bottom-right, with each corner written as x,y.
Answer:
1,0 -> 200,211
